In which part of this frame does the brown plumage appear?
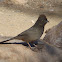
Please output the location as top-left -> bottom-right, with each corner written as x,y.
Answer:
0,14 -> 49,49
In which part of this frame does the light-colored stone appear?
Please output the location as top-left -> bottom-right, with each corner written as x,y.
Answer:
44,21 -> 62,49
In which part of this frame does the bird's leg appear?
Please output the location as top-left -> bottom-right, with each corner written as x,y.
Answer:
33,44 -> 37,47
27,42 -> 32,49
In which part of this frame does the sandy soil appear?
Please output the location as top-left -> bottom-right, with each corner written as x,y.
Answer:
0,4 -> 62,41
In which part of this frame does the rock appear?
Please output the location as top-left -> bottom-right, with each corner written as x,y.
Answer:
0,36 -> 62,62
43,21 -> 62,49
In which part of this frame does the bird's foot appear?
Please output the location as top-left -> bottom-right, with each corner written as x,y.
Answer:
31,47 -> 39,52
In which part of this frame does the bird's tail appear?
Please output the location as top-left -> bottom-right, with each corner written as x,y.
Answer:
0,37 -> 14,43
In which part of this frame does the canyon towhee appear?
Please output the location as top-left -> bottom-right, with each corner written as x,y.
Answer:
0,14 -> 49,49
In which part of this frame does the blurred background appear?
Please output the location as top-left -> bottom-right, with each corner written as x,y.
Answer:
0,0 -> 62,39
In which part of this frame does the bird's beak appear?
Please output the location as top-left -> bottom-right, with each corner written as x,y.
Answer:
47,20 -> 49,22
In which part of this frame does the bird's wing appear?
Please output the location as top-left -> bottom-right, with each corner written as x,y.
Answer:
14,26 -> 36,39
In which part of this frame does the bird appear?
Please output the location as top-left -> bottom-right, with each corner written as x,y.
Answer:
0,14 -> 49,49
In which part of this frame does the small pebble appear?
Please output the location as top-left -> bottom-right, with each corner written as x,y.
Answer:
0,12 -> 4,14
31,20 -> 35,24
0,33 -> 4,36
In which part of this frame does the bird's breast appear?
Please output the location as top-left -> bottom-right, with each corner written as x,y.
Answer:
28,27 -> 44,41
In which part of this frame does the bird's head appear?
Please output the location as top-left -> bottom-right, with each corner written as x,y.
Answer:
35,14 -> 49,26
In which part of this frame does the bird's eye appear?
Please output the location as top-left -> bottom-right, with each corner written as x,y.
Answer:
46,19 -> 47,20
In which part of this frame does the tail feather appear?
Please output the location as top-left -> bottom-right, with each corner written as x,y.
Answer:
0,37 -> 14,43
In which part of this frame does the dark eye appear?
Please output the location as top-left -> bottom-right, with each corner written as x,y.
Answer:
46,19 -> 47,20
